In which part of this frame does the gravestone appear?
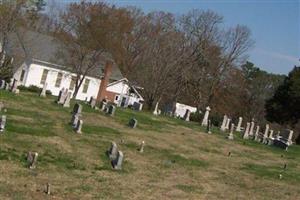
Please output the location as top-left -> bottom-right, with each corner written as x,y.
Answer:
5,82 -> 10,90
72,103 -> 82,115
0,102 -> 4,112
225,118 -> 231,131
236,117 -> 243,132
0,80 -> 5,89
75,120 -> 83,134
249,121 -> 255,137
262,124 -> 270,144
71,114 -> 79,128
0,115 -> 6,132
288,130 -> 293,145
243,122 -> 250,139
139,141 -> 145,153
268,130 -> 274,145
58,88 -> 68,104
108,142 -> 118,160
90,97 -> 97,108
112,151 -> 124,170
128,118 -> 138,128
100,100 -> 107,111
27,152 -> 38,169
201,106 -> 211,126
10,79 -> 18,93
220,115 -> 228,131
132,102 -> 143,111
206,119 -> 212,134
227,123 -> 234,140
254,126 -> 260,141
153,102 -> 159,115
63,92 -> 72,108
40,82 -> 47,97
183,109 -> 191,121
45,183 -> 51,195
108,105 -> 116,116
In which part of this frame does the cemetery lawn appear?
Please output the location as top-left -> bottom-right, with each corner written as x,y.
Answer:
1,90 -> 300,200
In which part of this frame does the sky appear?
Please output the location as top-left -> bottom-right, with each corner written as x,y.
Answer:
53,0 -> 300,75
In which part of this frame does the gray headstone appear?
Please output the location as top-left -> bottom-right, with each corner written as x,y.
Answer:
108,105 -> 116,116
132,102 -> 143,111
75,120 -> 83,134
0,115 -> 7,132
183,109 -> 191,121
71,114 -> 79,128
139,141 -> 145,153
10,79 -> 18,93
58,88 -> 67,104
128,118 -> 138,128
206,119 -> 212,134
108,142 -> 118,160
63,92 -> 72,108
89,97 -> 97,108
72,103 -> 82,115
112,150 -> 124,170
27,152 -> 38,169
0,80 -> 5,89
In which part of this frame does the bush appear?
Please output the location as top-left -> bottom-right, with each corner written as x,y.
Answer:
190,111 -> 203,122
18,85 -> 52,95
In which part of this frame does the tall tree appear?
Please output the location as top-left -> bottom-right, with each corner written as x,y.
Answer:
54,1 -> 133,98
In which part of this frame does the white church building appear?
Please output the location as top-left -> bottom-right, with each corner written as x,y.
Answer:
8,30 -> 143,106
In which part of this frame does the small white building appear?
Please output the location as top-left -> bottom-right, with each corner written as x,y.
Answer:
7,30 -> 143,106
106,78 -> 144,107
174,102 -> 197,118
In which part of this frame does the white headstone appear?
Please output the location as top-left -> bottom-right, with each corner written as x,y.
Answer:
263,124 -> 269,143
227,123 -> 234,140
75,120 -> 83,134
0,115 -> 6,132
220,115 -> 228,131
109,142 -> 118,160
113,151 -> 124,170
236,117 -> 243,132
249,121 -> 255,136
225,118 -> 231,131
153,102 -> 159,115
243,122 -> 250,139
288,130 -> 293,145
201,106 -> 211,126
254,126 -> 260,141
63,92 -> 72,108
139,141 -> 145,153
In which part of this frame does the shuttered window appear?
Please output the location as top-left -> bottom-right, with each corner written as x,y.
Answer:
69,76 -> 76,90
82,79 -> 90,93
55,72 -> 63,88
40,69 -> 49,85
20,69 -> 26,82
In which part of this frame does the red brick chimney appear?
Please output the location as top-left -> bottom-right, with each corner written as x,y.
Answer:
97,61 -> 113,102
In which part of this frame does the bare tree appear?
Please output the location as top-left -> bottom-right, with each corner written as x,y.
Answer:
54,2 -> 133,98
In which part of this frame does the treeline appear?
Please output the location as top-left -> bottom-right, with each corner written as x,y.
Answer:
0,1 -> 292,134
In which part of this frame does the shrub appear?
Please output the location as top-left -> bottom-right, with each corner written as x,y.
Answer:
18,85 -> 52,95
190,111 -> 203,122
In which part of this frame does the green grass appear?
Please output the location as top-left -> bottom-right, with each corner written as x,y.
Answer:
1,89 -> 300,199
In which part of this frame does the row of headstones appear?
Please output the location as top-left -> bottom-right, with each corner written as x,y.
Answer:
108,140 -> 145,170
0,79 -> 20,94
86,97 -> 116,116
220,115 -> 294,149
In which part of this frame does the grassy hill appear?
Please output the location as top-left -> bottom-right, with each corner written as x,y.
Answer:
0,90 -> 300,200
